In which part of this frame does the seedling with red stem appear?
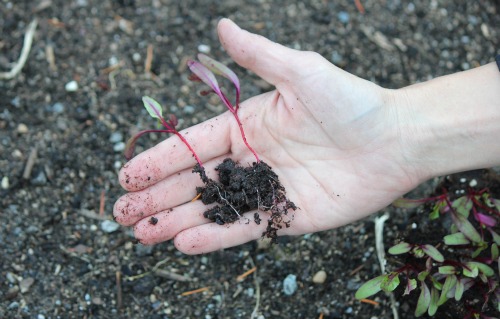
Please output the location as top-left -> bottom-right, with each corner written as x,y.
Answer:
124,96 -> 203,169
187,54 -> 260,163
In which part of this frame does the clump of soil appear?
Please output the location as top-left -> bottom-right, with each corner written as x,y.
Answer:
192,158 -> 297,242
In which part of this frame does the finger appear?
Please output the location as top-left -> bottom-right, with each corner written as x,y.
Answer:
133,200 -> 213,245
173,212 -> 266,254
217,18 -> 304,86
119,112 -> 232,192
114,154 -> 230,226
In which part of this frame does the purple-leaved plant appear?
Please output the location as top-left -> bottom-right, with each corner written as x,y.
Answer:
187,54 -> 260,163
356,188 -> 500,318
124,96 -> 204,170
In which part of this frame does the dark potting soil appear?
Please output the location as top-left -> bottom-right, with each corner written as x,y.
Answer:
193,158 -> 297,242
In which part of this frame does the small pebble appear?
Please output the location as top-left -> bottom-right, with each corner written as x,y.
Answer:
109,132 -> 123,143
17,123 -> 29,133
132,52 -> 141,62
183,105 -> 196,115
31,171 -> 47,185
312,270 -> 327,284
65,80 -> 78,92
37,315 -> 46,319
20,277 -> 35,293
197,44 -> 211,54
100,220 -> 120,233
11,96 -> 21,107
12,149 -> 23,158
52,102 -> 65,113
1,176 -> 9,189
113,142 -> 126,152
283,274 -> 297,296
337,11 -> 349,24
8,301 -> 19,310
469,179 -> 477,187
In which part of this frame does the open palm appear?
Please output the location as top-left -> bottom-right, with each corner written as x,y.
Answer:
113,19 -> 418,254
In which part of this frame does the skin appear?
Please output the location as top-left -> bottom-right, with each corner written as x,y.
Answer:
113,19 -> 500,255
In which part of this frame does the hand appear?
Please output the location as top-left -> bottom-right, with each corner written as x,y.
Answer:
113,19 -> 419,254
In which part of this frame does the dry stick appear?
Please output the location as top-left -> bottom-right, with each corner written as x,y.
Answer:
0,19 -> 38,80
99,190 -> 106,216
180,287 -> 210,296
374,214 -> 399,319
249,258 -> 261,319
145,44 -> 153,74
115,271 -> 123,311
23,147 -> 38,180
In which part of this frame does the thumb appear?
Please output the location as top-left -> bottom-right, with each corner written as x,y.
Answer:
217,18 -> 303,86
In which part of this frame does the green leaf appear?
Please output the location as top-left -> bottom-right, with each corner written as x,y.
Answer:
471,244 -> 488,258
489,229 -> 500,246
443,232 -> 470,245
403,278 -> 418,296
468,261 -> 494,277
491,243 -> 499,260
142,96 -> 163,120
428,286 -> 440,316
452,196 -> 472,217
381,272 -> 400,292
417,271 -> 429,282
422,244 -> 444,262
412,246 -> 425,258
454,279 -> 464,301
415,282 -> 431,317
430,200 -> 447,220
452,212 -> 482,243
429,275 -> 443,290
388,242 -> 412,255
392,198 -> 427,209
438,275 -> 457,306
355,275 -> 386,299
438,266 -> 456,275
462,262 -> 479,278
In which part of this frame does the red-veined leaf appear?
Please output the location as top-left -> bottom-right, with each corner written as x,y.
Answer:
422,244 -> 444,262
355,275 -> 386,299
388,242 -> 412,255
415,282 -> 431,317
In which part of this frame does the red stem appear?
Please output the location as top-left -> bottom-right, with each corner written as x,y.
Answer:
174,132 -> 203,167
231,110 -> 260,163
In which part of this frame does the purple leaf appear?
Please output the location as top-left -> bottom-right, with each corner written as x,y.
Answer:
451,212 -> 482,243
198,54 -> 240,100
187,60 -> 222,96
404,278 -> 418,296
415,282 -> 431,317
142,96 -> 163,120
476,213 -> 497,227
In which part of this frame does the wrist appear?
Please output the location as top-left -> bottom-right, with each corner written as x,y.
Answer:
392,63 -> 500,183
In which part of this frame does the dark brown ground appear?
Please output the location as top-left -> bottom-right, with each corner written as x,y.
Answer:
1,1 -> 499,318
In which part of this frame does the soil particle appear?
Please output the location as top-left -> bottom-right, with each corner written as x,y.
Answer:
194,158 -> 297,241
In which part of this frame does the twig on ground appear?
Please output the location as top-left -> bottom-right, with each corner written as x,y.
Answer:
236,266 -> 257,282
0,19 -> 38,80
116,271 -> 123,311
145,44 -> 153,74
354,0 -> 365,14
180,286 -> 210,296
348,264 -> 365,276
45,44 -> 57,71
249,258 -> 261,319
99,190 -> 106,216
374,214 -> 399,319
22,146 -> 38,180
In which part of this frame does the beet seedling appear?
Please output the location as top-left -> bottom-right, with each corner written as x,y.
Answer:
356,188 -> 500,318
188,54 -> 260,163
124,96 -> 206,179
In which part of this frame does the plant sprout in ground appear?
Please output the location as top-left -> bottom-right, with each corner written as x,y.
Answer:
355,188 -> 500,318
124,55 -> 297,242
